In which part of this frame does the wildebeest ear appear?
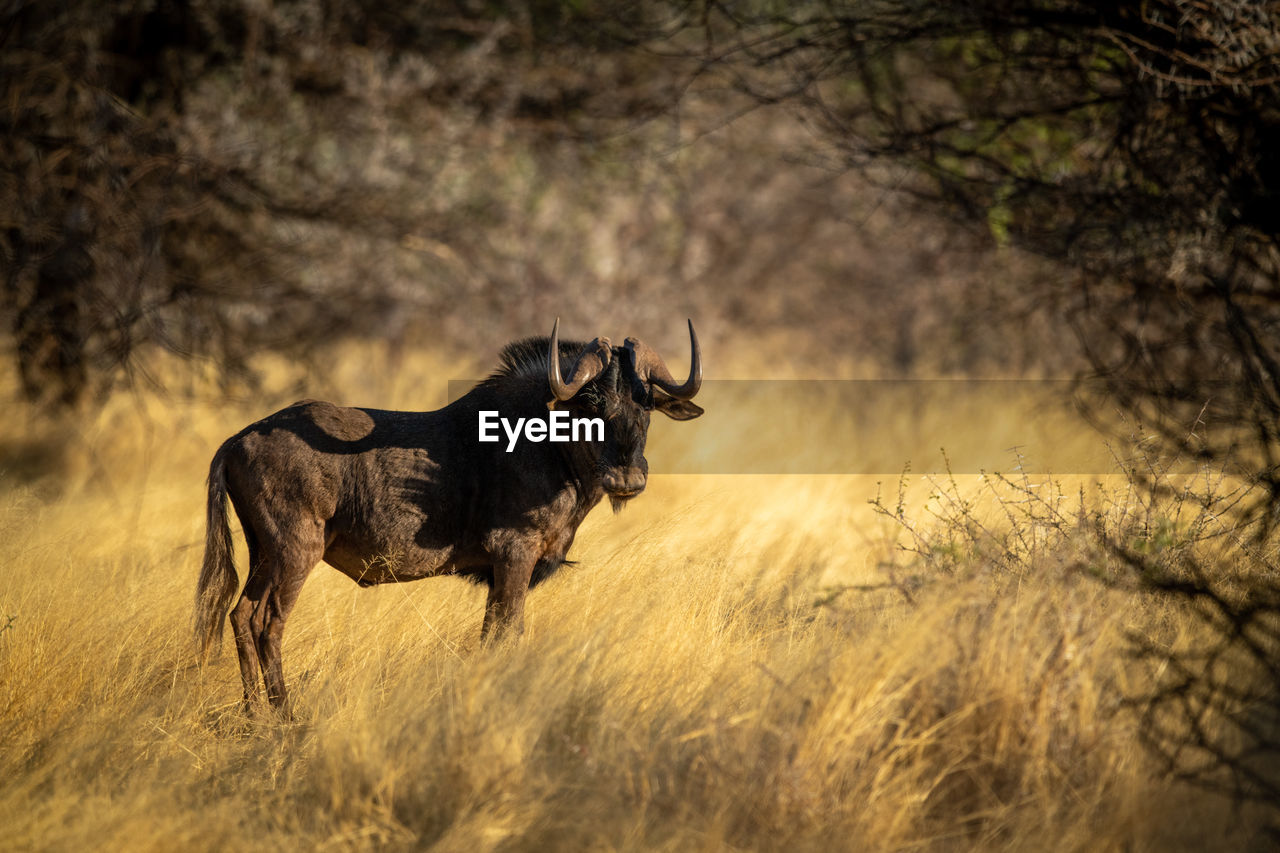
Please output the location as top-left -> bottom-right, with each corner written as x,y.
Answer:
653,392 -> 704,421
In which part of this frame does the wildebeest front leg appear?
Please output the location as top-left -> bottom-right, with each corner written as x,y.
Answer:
481,554 -> 537,641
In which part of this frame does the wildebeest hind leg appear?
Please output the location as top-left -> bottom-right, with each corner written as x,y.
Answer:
230,535 -> 267,712
254,537 -> 322,714
230,576 -> 266,711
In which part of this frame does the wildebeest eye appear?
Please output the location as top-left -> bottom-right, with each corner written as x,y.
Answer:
579,385 -> 606,410
634,381 -> 655,412
583,388 -> 618,419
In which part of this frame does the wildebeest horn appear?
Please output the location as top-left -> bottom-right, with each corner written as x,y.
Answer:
625,319 -> 702,400
548,318 -> 612,402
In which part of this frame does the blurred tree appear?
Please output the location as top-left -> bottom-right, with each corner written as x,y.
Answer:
684,0 -> 1280,517
0,0 -> 683,411
2,0 -> 1067,416
673,0 -> 1280,812
3,0 -> 306,408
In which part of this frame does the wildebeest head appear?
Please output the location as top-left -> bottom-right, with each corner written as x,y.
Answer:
548,319 -> 703,510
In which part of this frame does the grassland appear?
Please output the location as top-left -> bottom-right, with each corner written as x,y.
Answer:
0,346 -> 1265,851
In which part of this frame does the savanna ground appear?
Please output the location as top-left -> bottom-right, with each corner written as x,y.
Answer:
0,343 -> 1270,852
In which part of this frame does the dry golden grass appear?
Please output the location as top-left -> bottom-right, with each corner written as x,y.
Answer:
0,345 -> 1263,851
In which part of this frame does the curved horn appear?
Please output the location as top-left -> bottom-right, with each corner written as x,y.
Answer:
625,319 -> 702,401
548,318 -> 612,402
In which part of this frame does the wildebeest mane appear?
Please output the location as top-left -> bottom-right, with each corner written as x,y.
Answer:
486,337 -> 592,384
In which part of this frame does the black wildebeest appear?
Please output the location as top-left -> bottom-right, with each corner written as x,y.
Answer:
194,321 -> 703,711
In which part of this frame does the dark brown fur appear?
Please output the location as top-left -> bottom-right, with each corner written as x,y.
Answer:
194,336 -> 703,712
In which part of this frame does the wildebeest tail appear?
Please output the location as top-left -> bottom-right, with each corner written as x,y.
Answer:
195,450 -> 238,659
